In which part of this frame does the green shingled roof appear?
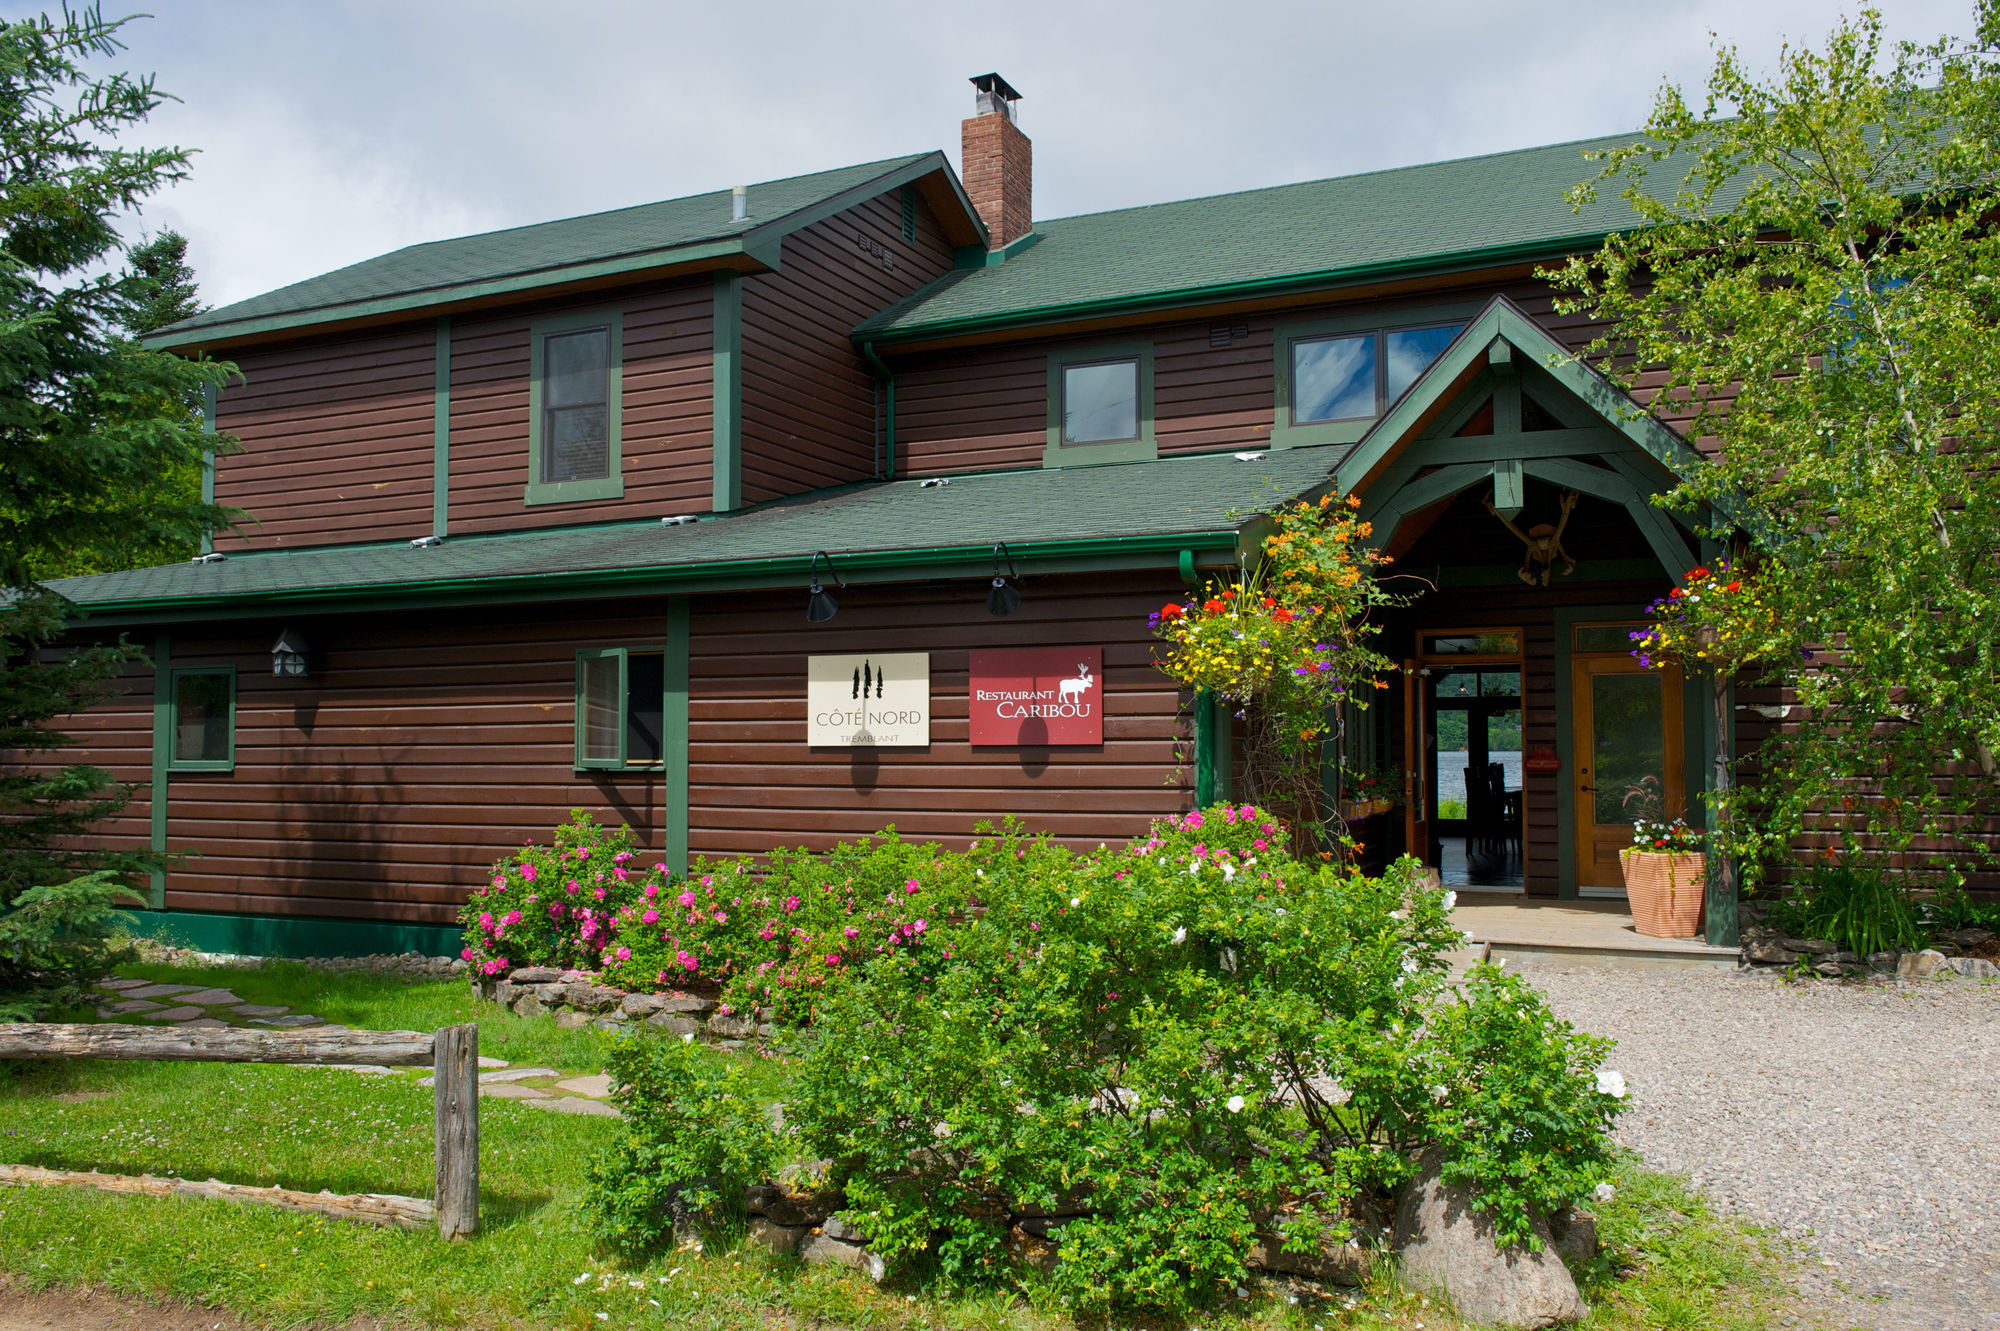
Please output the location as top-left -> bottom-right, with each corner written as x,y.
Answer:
855,131 -> 1651,342
50,445 -> 1343,617
148,153 -> 949,350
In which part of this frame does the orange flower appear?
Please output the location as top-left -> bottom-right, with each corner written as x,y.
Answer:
1273,608 -> 1295,622
1346,494 -> 1361,509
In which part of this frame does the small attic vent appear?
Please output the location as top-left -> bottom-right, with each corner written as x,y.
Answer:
1209,322 -> 1250,348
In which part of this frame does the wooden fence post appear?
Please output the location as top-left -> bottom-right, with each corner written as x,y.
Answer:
432,1023 -> 478,1239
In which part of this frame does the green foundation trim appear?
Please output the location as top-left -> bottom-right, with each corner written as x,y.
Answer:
433,315 -> 451,539
127,908 -> 462,960
664,597 -> 691,877
148,633 -> 171,909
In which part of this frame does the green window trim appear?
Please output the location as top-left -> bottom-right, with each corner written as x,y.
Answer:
1044,340 -> 1157,468
1271,299 -> 1486,450
574,646 -> 668,773
167,665 -> 236,773
526,307 -> 624,507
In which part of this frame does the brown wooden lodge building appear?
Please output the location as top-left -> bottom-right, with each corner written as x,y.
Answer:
49,76 -> 1759,957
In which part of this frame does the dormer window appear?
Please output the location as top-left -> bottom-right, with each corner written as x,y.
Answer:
526,308 -> 624,505
1044,341 -> 1157,467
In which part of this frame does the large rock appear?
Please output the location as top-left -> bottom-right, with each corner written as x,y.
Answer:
510,990 -> 546,1018
509,966 -> 562,983
1392,1159 -> 1586,1328
1866,951 -> 1900,972
745,1165 -> 843,1227
1006,1224 -> 1059,1272
800,1235 -> 884,1282
565,982 -> 622,1012
1548,1209 -> 1599,1269
1898,949 -> 1950,979
1952,956 -> 2000,979
1778,937 -> 1837,955
1246,1231 -> 1372,1286
1741,941 -> 1798,966
1950,927 -> 1995,948
745,1217 -> 806,1257
621,993 -> 669,1018
707,1012 -> 758,1039
646,1013 -> 703,1037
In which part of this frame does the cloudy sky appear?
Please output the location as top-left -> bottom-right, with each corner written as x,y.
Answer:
6,0 -> 1977,308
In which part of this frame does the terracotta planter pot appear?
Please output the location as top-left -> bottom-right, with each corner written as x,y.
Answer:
1620,849 -> 1707,939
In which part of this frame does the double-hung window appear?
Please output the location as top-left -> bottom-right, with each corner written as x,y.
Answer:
527,308 -> 623,506
1044,341 -> 1156,466
575,648 -> 665,770
169,666 -> 235,773
1273,306 -> 1478,448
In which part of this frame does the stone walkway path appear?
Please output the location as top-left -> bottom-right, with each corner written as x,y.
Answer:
91,978 -> 621,1118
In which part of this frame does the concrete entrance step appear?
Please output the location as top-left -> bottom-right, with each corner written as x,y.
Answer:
1442,940 -> 1491,983
1450,892 -> 1740,971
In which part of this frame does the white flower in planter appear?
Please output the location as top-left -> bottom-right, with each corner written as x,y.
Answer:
1595,1068 -> 1629,1099
1226,1094 -> 1246,1113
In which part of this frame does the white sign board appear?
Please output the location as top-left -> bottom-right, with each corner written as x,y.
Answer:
807,653 -> 930,748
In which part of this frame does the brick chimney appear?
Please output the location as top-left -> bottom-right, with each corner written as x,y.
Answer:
961,73 -> 1030,249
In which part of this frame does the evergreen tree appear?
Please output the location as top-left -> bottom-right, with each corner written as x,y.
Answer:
124,228 -> 206,335
0,8 -> 239,1015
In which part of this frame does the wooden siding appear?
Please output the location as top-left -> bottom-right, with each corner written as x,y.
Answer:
738,188 -> 957,502
888,277 -> 1685,476
151,606 -> 674,925
448,281 -> 713,534
688,571 -> 1191,855
214,325 -> 437,550
57,650 -> 154,862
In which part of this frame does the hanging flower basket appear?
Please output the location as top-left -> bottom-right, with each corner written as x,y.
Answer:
1620,848 -> 1707,938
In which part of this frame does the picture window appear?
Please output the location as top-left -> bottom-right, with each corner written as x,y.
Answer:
1290,321 -> 1463,425
1061,359 -> 1140,444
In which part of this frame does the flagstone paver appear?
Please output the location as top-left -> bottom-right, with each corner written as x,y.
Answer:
176,988 -> 243,1006
176,1018 -> 229,1029
232,1004 -> 288,1017
529,1096 -> 619,1118
103,999 -> 163,1014
477,1056 -> 509,1069
152,1006 -> 204,1021
250,1014 -> 324,1027
124,984 -> 199,1000
98,979 -> 152,992
556,1074 -> 613,1098
478,1083 -> 548,1100
479,1067 -> 559,1083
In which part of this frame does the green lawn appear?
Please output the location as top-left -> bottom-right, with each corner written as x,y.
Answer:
1,963 -> 1825,1331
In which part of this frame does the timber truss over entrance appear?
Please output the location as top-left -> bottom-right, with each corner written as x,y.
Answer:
1331,295 -> 1715,575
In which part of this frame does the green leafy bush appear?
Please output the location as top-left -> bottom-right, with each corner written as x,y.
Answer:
582,1030 -> 778,1258
1916,883 -> 2000,935
1760,861 -> 1926,956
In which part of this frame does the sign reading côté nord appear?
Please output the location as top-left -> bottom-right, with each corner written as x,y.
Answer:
807,653 -> 930,748
968,647 -> 1103,746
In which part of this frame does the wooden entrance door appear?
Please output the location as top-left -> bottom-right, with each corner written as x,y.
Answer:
1571,653 -> 1684,892
1402,661 -> 1432,867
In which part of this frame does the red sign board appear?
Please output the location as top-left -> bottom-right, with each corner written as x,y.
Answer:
1524,745 -> 1562,773
968,647 -> 1103,746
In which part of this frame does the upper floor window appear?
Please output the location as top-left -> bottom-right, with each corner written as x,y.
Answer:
1044,341 -> 1156,467
1272,303 -> 1480,449
527,308 -> 624,506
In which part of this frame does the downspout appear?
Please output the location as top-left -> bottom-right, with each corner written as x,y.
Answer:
1180,549 -> 1217,807
861,340 -> 896,481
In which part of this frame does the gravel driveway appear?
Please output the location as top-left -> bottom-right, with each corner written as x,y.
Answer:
1520,961 -> 2000,1331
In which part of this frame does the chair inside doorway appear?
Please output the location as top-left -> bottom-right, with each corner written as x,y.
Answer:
1434,666 -> 1524,888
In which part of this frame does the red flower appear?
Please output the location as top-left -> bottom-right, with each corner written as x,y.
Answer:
1669,588 -> 1683,599
1260,596 -> 1277,608
1203,599 -> 1227,613
1726,580 -> 1741,592
1689,566 -> 1710,581
1273,608 -> 1296,623
1158,602 -> 1183,620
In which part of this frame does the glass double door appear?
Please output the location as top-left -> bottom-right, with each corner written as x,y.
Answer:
1571,651 -> 1685,893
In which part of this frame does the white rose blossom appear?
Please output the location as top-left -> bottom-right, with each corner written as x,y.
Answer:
1226,1094 -> 1246,1113
1595,1068 -> 1629,1099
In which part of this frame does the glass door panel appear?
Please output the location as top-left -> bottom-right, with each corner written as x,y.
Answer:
1571,653 -> 1683,892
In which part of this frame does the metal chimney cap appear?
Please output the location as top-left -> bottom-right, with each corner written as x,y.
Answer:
970,73 -> 1023,102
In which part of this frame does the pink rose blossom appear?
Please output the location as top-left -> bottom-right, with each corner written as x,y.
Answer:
520,863 -> 537,882
593,886 -> 607,900
642,908 -> 659,924
677,891 -> 697,909
783,896 -> 801,913
615,946 -> 631,960
844,926 -> 859,940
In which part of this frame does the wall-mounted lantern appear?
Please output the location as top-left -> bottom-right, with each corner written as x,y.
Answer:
271,626 -> 311,678
805,551 -> 845,624
986,542 -> 1021,617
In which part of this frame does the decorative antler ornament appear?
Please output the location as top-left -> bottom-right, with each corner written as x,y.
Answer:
1481,488 -> 1580,586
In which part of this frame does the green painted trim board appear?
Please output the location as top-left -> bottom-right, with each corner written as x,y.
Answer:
664,597 -> 691,876
199,385 -> 216,555
128,909 -> 461,960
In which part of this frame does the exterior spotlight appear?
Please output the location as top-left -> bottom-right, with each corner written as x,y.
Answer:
986,542 -> 1021,616
271,626 -> 311,678
806,550 -> 844,624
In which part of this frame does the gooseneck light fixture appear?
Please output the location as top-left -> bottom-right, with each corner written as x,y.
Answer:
987,542 -> 1021,617
806,550 -> 845,624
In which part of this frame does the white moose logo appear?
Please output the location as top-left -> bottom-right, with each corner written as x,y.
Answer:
1058,663 -> 1095,704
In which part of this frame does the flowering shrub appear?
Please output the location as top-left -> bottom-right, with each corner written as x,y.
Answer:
458,809 -> 658,978
1150,494 -> 1402,852
581,806 -> 1628,1312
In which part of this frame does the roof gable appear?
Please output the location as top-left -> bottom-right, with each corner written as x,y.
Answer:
152,153 -> 986,352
